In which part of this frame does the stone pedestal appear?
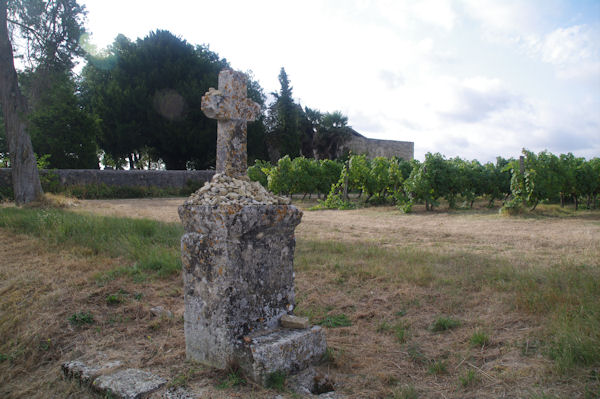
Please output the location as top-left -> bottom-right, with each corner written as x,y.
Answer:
179,202 -> 326,381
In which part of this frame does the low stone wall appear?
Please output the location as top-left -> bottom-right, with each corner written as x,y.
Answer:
0,169 -> 215,190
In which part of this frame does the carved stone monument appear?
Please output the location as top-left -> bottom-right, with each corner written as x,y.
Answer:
178,70 -> 326,385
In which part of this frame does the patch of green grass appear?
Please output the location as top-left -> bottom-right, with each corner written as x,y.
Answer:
513,263 -> 600,371
378,321 -> 409,343
547,302 -> 600,372
0,207 -> 183,282
394,322 -> 409,343
216,369 -> 246,389
0,353 -> 7,362
429,316 -> 460,332
106,290 -> 128,305
68,311 -> 94,326
168,373 -> 189,388
470,330 -> 490,347
427,360 -> 448,375
459,369 -> 478,388
265,370 -> 286,391
406,344 -> 427,365
391,385 -> 418,399
318,314 -> 352,328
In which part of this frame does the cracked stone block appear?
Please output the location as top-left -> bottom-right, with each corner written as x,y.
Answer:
240,326 -> 327,385
62,359 -> 122,383
93,368 -> 166,399
281,314 -> 310,329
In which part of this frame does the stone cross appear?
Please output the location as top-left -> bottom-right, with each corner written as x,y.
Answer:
201,69 -> 260,178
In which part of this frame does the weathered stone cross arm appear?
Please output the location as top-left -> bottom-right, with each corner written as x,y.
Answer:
201,87 -> 260,122
201,70 -> 260,177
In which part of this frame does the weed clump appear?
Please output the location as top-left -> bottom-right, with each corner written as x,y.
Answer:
216,367 -> 246,389
429,317 -> 460,332
265,370 -> 286,391
427,360 -> 448,375
459,369 -> 478,388
470,330 -> 490,347
68,311 -> 94,326
318,314 -> 352,328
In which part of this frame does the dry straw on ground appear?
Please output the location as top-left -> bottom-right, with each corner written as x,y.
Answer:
1,198 -> 598,398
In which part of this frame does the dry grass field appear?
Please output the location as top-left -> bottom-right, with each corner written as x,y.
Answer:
0,197 -> 599,398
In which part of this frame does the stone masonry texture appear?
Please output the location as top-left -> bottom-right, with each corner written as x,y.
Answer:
181,68 -> 326,384
178,172 -> 326,383
0,168 -> 214,190
178,201 -> 302,369
201,70 -> 260,178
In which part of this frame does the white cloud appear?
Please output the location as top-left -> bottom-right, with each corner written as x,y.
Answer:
534,25 -> 600,80
413,0 -> 457,31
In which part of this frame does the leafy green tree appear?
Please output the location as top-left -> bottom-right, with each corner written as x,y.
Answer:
368,157 -> 391,201
574,158 -> 596,210
482,157 -> 512,207
266,155 -> 294,196
313,111 -> 351,160
589,158 -> 600,209
1,0 -> 86,203
291,156 -> 316,198
403,153 -> 451,211
246,73 -> 269,164
26,72 -> 99,168
317,159 -> 343,197
454,159 -> 486,208
81,30 -> 230,170
299,107 -> 321,157
348,154 -> 370,197
558,153 -> 578,207
247,159 -> 271,187
80,34 -> 143,169
396,157 -> 414,181
0,109 -> 7,166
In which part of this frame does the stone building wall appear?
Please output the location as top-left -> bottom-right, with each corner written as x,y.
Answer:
0,169 -> 215,190
339,129 -> 414,160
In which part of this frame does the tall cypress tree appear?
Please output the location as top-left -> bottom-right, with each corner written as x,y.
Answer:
266,67 -> 301,160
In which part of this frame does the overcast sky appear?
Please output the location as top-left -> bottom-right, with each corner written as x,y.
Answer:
79,0 -> 600,162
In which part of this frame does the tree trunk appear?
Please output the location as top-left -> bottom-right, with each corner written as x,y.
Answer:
0,2 -> 42,205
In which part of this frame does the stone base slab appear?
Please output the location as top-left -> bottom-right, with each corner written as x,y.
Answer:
240,326 -> 327,385
62,360 -> 166,399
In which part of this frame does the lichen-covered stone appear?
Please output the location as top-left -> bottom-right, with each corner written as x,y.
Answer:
179,201 -> 303,370
281,314 -> 310,329
183,173 -> 290,208
201,70 -> 260,178
93,368 -> 166,399
240,326 -> 327,385
62,359 -> 122,383
182,67 -> 327,386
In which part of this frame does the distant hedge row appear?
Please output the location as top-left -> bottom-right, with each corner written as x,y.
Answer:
248,150 -> 600,212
